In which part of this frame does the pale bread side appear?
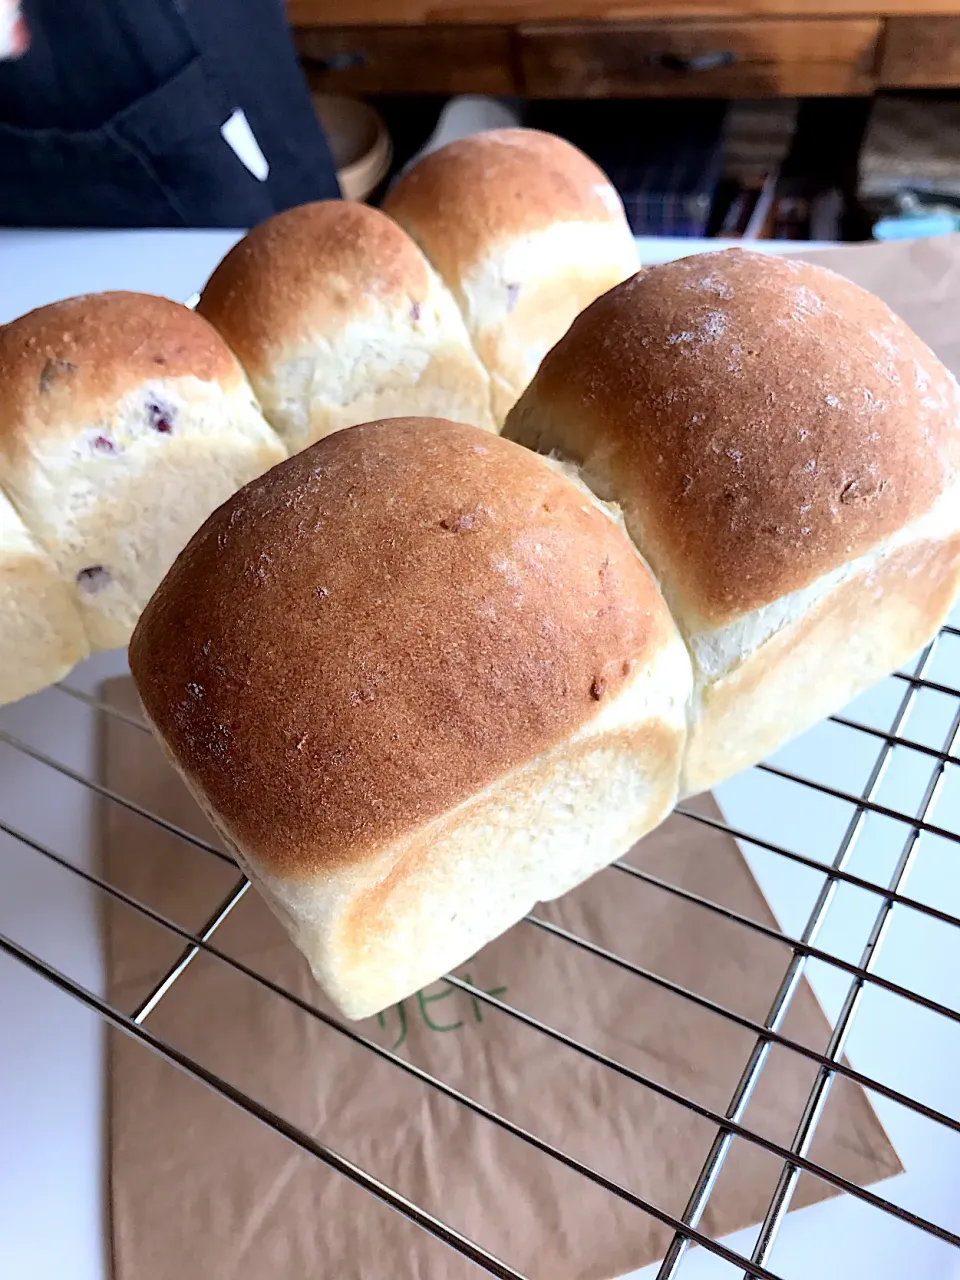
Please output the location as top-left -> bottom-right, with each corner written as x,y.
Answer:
0,488 -> 89,703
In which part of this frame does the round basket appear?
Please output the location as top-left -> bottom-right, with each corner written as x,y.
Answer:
312,93 -> 393,203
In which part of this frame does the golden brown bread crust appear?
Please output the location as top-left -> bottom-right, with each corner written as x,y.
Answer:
130,416 -> 671,880
383,128 -> 626,281
505,248 -> 960,625
196,201 -> 433,374
0,291 -> 241,464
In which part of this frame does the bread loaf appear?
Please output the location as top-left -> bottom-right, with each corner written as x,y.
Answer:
0,291 -> 286,651
0,487 -> 89,704
197,201 -> 494,448
129,417 -> 691,1019
504,248 -> 960,796
383,128 -> 639,424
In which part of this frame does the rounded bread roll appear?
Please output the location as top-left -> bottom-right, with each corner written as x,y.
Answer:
0,291 -> 286,652
384,128 -> 639,424
197,200 -> 494,449
505,248 -> 960,796
129,416 -> 691,1019
0,487 -> 89,704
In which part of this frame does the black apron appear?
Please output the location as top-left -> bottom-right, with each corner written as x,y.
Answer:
0,0 -> 339,227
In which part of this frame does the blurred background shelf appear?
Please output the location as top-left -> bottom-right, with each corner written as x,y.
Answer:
292,5 -> 960,103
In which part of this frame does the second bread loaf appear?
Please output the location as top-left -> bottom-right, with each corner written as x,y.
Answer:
506,248 -> 960,796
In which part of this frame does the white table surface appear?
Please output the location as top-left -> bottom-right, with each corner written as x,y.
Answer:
1,230 -> 959,1280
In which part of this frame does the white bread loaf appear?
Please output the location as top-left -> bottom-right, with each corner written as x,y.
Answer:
129,417 -> 691,1019
196,201 -> 494,449
383,128 -> 639,425
0,291 -> 286,652
504,248 -> 960,797
0,487 -> 89,703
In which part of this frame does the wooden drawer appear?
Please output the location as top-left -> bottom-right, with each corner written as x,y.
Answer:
881,18 -> 960,87
294,24 -> 517,95
519,19 -> 881,98
288,1 -> 960,22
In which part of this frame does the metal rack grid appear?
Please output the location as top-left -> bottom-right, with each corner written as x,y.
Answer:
3,625 -> 960,1279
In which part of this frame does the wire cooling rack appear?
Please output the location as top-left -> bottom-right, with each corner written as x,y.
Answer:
3,621 -> 960,1279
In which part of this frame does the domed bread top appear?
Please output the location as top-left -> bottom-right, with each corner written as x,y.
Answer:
384,128 -> 639,424
130,417 -> 679,881
0,291 -> 242,465
383,128 -> 632,283
505,248 -> 960,628
196,201 -> 439,376
196,201 -> 494,446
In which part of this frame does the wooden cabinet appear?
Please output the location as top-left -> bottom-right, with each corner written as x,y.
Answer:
289,1 -> 960,100
290,0 -> 960,21
295,25 -> 516,96
519,20 -> 881,97
881,17 -> 960,86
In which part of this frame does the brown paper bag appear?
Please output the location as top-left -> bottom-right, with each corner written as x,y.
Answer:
101,678 -> 900,1279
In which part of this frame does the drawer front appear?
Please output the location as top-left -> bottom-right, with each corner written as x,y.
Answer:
881,18 -> 960,87
289,1 -> 960,21
519,19 -> 881,98
295,25 -> 516,95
